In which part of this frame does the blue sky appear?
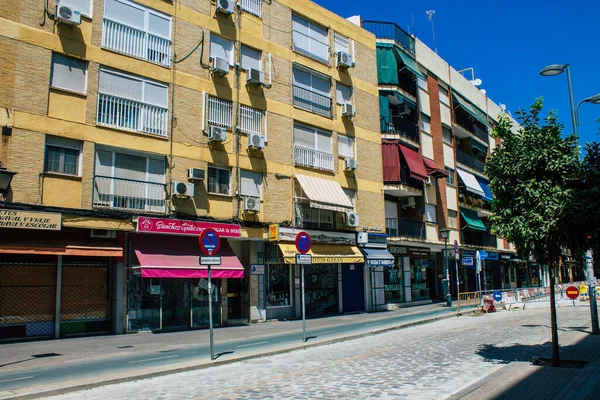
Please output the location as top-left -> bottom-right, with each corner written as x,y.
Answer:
314,0 -> 600,145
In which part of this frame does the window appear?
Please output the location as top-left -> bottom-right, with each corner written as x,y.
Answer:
208,96 -> 233,129
417,76 -> 428,91
292,65 -> 332,117
446,168 -> 455,185
241,0 -> 261,17
97,67 -> 169,137
334,32 -> 349,53
425,204 -> 437,223
448,209 -> 458,229
336,82 -> 352,105
59,0 -> 93,18
266,265 -> 291,307
208,166 -> 231,195
44,136 -> 81,175
240,105 -> 264,137
343,188 -> 355,207
293,123 -> 333,171
291,14 -> 329,63
102,0 -> 172,66
439,84 -> 450,105
420,114 -> 431,134
338,135 -> 354,158
240,170 -> 262,198
50,53 -> 88,94
442,126 -> 452,144
210,34 -> 234,65
240,45 -> 261,71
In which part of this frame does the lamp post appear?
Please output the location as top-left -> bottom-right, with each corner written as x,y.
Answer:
440,229 -> 451,307
540,64 -> 578,138
577,94 -> 600,126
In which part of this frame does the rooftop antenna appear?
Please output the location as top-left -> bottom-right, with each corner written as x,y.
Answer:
426,10 -> 437,54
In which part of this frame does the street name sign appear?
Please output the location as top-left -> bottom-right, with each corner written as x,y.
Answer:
296,254 -> 313,265
199,256 -> 222,266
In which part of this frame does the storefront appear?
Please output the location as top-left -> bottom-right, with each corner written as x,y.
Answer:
387,245 -> 436,305
358,233 -> 395,312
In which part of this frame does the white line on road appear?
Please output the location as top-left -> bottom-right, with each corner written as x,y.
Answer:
236,341 -> 269,348
315,330 -> 337,335
128,355 -> 179,364
0,376 -> 34,383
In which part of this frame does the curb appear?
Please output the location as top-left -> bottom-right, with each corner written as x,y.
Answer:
4,310 -> 474,399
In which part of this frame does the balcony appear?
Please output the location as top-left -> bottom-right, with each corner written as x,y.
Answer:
296,204 -> 336,231
462,230 -> 497,248
294,145 -> 334,172
362,21 -> 415,54
383,115 -> 419,142
93,176 -> 167,213
386,218 -> 426,239
456,148 -> 485,173
102,19 -> 171,67
454,120 -> 489,144
97,93 -> 169,138
291,30 -> 329,64
293,85 -> 332,117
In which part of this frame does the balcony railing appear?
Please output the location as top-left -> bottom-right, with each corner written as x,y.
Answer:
291,30 -> 330,63
386,218 -> 426,239
296,204 -> 336,231
294,145 -> 334,172
383,115 -> 419,142
241,0 -> 261,17
454,119 -> 489,144
462,230 -> 497,248
97,93 -> 169,137
102,19 -> 171,67
362,21 -> 415,54
456,148 -> 485,173
293,85 -> 332,117
93,176 -> 167,213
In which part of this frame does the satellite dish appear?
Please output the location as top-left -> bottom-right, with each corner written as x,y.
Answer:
480,89 -> 487,95
499,104 -> 507,112
470,78 -> 482,87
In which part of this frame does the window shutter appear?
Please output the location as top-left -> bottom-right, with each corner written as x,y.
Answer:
316,129 -> 332,153
338,135 -> 354,158
95,150 -> 113,178
293,124 -> 315,149
425,204 -> 437,223
148,12 -> 171,39
210,34 -> 234,64
143,81 -> 168,108
98,68 -> 143,102
241,45 -> 261,71
51,54 -> 87,94
240,170 -> 262,198
334,33 -> 349,53
104,0 -> 145,30
46,135 -> 82,151
336,82 -> 351,105
311,74 -> 331,97
292,14 -> 310,35
114,153 -> 147,181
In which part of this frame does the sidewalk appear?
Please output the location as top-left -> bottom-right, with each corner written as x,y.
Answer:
0,302 -> 468,399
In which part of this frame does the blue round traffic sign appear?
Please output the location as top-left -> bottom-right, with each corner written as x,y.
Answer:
493,291 -> 503,302
199,228 -> 221,256
295,231 -> 312,254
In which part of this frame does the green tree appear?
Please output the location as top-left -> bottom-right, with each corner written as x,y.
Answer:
486,99 -> 580,366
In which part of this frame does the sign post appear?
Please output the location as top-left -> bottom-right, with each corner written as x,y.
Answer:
585,250 -> 599,335
454,240 -> 460,313
199,228 -> 221,360
295,232 -> 312,342
566,286 -> 580,307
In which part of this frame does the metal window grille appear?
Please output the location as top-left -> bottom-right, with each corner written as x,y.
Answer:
93,176 -> 167,213
208,97 -> 233,129
240,105 -> 263,135
293,85 -> 332,117
241,0 -> 261,17
96,93 -> 168,137
294,145 -> 334,172
334,32 -> 349,53
292,30 -> 330,64
102,19 -> 171,67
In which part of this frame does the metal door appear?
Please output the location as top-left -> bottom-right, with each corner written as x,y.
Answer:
342,264 -> 364,313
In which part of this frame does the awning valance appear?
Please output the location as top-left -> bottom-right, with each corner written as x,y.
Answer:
0,245 -> 122,257
360,247 -> 395,267
452,93 -> 487,125
460,208 -> 487,232
475,176 -> 493,202
399,144 -> 429,182
456,168 -> 485,197
376,44 -> 399,85
423,158 -> 448,178
131,235 -> 244,279
471,140 -> 488,154
295,174 -> 353,212
279,243 -> 364,264
396,48 -> 425,80
382,140 -> 401,182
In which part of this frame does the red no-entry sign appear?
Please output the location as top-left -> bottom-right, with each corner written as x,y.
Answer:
566,286 -> 580,300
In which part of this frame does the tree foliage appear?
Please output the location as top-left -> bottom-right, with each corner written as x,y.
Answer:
486,99 -> 580,266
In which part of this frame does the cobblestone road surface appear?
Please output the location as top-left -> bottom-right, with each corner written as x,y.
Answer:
53,306 -> 592,400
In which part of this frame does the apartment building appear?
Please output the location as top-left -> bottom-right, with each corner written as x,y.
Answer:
0,0 -> 384,340
359,20 -> 539,310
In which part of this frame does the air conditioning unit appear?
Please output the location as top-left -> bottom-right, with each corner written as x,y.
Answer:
357,231 -> 368,244
216,0 -> 235,15
425,176 -> 433,186
246,68 -> 264,86
341,103 -> 355,118
248,132 -> 265,150
243,196 -> 261,213
337,51 -> 353,68
172,181 -> 194,197
401,197 -> 416,209
344,158 -> 358,171
398,103 -> 411,116
188,168 -> 205,181
211,57 -> 230,76
55,1 -> 81,26
90,229 -> 117,239
208,126 -> 227,142
345,211 -> 360,227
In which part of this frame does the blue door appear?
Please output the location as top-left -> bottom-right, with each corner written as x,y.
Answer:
342,264 -> 364,313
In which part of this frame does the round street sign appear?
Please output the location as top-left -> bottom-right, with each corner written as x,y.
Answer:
199,228 -> 221,256
566,286 -> 580,300
454,240 -> 459,253
295,231 -> 312,254
493,291 -> 503,302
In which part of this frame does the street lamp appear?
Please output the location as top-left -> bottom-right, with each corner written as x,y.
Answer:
540,64 -> 578,138
440,229 -> 451,307
0,164 -> 17,201
577,94 -> 600,125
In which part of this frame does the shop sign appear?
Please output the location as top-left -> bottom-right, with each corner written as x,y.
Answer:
269,224 -> 279,241
384,284 -> 402,291
366,258 -> 394,267
501,254 -> 512,260
362,225 -> 383,232
462,257 -> 474,266
150,285 -> 161,295
0,209 -> 61,230
137,217 -> 241,238
462,250 -> 475,258
251,264 -> 265,275
388,246 -> 430,258
486,252 -> 499,261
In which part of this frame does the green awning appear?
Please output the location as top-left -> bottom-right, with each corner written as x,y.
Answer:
395,48 -> 425,80
471,140 -> 488,154
459,208 -> 487,232
391,91 -> 416,109
379,94 -> 390,132
452,93 -> 487,125
376,44 -> 399,85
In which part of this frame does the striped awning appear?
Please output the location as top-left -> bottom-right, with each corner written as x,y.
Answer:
295,174 -> 353,212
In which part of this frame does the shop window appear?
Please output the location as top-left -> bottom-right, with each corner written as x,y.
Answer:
208,166 -> 231,195
44,136 -> 82,176
448,209 -> 458,229
267,265 -> 291,307
384,259 -> 403,303
411,258 -> 433,301
50,53 -> 88,94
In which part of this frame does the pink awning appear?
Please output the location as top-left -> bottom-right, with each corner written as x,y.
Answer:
131,234 -> 244,279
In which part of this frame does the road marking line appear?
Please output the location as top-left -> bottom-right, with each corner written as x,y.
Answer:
315,330 -> 337,335
0,376 -> 34,383
236,341 -> 269,348
365,322 -> 383,327
128,355 -> 178,364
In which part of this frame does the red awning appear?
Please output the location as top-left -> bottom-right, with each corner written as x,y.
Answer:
423,158 -> 448,178
131,234 -> 244,279
382,140 -> 401,182
399,145 -> 429,182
